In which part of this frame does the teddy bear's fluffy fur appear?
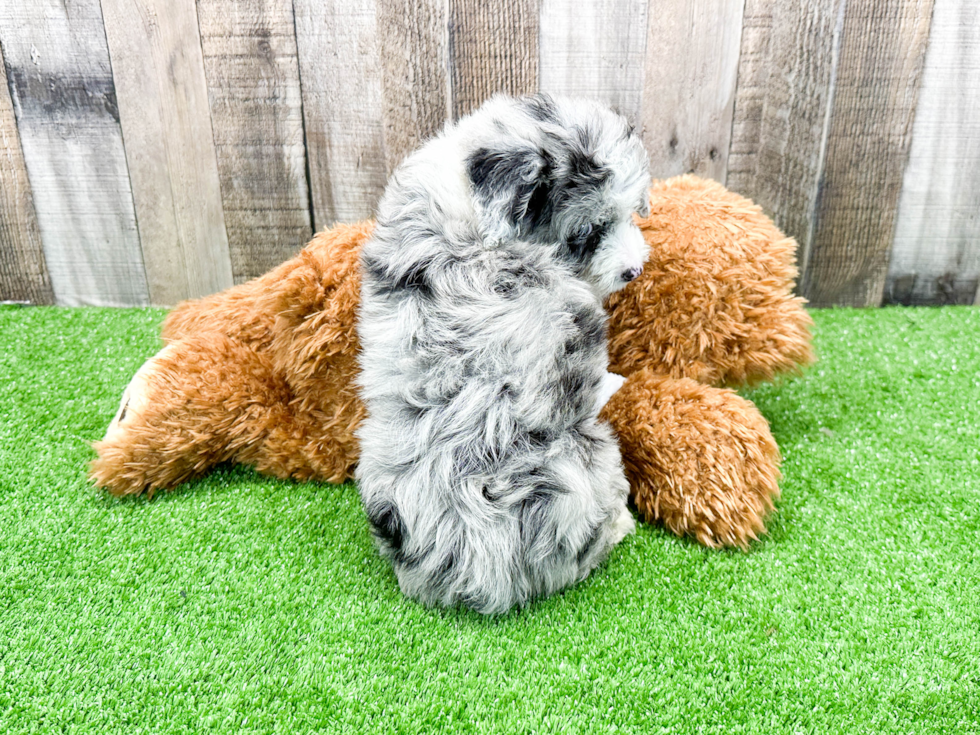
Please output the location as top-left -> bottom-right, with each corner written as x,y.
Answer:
92,221 -> 370,493
91,175 -> 813,549
606,176 -> 813,386
599,175 -> 813,547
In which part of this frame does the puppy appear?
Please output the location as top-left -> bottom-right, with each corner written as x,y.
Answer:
356,94 -> 651,614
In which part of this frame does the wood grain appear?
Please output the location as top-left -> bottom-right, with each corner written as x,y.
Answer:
538,0 -> 647,123
0,0 -> 147,306
640,0 -> 744,181
197,0 -> 313,284
448,0 -> 540,120
294,0 -> 387,228
0,42 -> 52,305
377,0 -> 449,175
886,0 -> 980,306
800,0 -> 935,307
102,0 -> 234,306
728,0 -> 843,280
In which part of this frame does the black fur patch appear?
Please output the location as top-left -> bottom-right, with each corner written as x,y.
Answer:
363,254 -> 434,299
558,369 -> 588,399
521,94 -> 560,124
564,220 -> 611,261
393,260 -> 433,297
555,367 -> 600,417
361,253 -> 387,283
492,261 -> 544,296
528,430 -> 550,447
468,146 -> 553,234
366,500 -> 405,552
564,305 -> 606,355
570,305 -> 606,349
568,144 -> 609,188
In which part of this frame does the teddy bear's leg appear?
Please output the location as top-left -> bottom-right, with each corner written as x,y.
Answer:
91,334 -> 290,496
600,368 -> 781,549
240,391 -> 363,486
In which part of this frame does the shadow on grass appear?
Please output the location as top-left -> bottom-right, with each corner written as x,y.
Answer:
91,463 -> 355,507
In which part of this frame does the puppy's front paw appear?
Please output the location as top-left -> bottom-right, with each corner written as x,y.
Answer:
594,371 -> 627,413
608,503 -> 636,546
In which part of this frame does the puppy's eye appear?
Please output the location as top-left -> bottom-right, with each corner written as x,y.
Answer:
566,221 -> 607,258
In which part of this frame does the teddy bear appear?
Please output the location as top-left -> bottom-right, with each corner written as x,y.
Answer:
90,174 -> 813,549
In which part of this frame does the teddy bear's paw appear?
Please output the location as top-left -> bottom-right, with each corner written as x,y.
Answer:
91,344 -> 184,496
600,369 -> 781,550
101,344 -> 177,445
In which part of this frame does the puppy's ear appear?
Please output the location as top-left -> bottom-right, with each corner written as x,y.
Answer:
468,145 -> 552,241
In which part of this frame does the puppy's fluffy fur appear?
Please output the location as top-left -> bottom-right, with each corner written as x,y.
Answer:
355,95 -> 651,614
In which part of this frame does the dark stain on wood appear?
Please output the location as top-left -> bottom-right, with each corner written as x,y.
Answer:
5,65 -> 120,122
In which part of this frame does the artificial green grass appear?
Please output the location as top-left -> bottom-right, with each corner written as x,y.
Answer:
1,305 -> 978,734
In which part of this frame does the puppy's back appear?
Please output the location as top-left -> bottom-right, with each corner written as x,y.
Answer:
356,96 -> 635,614
357,225 -> 630,614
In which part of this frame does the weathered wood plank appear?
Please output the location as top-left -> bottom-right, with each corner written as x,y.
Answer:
0,42 -> 52,305
448,0 -> 540,120
294,0 -> 387,228
639,0 -> 743,181
377,0 -> 449,174
102,0 -> 234,305
801,0 -> 935,307
0,0 -> 148,306
538,0 -> 647,123
727,0 -> 843,280
886,0 -> 980,306
197,0 -> 312,284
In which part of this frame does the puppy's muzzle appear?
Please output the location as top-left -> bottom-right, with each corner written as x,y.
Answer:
621,266 -> 643,283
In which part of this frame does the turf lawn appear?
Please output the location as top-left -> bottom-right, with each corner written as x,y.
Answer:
0,305 -> 978,734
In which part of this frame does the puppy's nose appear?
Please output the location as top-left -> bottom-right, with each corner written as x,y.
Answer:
621,266 -> 643,283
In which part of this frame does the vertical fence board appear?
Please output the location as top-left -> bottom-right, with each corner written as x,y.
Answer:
448,0 -> 539,120
0,0 -> 147,306
0,43 -> 52,305
728,0 -> 842,281
377,0 -> 449,175
2,0 -> 977,305
294,0 -> 387,228
197,0 -> 312,284
886,0 -> 980,306
102,0 -> 233,306
538,0 -> 647,123
801,0 -> 935,307
640,0 -> 743,181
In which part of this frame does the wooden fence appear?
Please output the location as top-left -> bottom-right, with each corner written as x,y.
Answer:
1,0 -> 978,308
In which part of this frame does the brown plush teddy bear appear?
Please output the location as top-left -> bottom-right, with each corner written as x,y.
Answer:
91,174 -> 813,549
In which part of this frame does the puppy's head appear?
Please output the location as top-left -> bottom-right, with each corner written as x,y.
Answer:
464,94 -> 651,299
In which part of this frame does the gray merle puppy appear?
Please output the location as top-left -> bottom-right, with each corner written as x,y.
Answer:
356,94 -> 651,614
